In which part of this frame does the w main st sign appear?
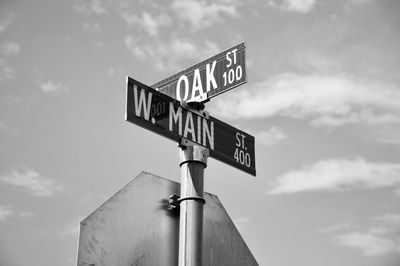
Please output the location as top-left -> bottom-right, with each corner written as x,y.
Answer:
126,77 -> 256,176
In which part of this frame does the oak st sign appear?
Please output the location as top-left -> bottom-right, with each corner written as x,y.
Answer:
152,42 -> 246,103
126,77 -> 256,176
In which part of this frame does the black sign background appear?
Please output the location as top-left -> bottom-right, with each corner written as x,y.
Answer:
126,77 -> 256,176
151,42 -> 246,102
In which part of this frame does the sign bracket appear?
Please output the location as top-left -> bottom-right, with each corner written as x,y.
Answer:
180,101 -> 209,118
168,194 -> 206,209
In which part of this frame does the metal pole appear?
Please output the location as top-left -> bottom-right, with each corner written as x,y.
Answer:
178,144 -> 209,266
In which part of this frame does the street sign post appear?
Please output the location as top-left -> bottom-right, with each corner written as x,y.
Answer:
126,76 -> 256,176
151,42 -> 246,103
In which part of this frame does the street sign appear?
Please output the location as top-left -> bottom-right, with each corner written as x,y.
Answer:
126,77 -> 256,176
77,172 -> 259,266
151,42 -> 246,103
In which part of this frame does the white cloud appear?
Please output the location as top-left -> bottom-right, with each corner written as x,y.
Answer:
0,205 -> 13,221
0,12 -> 14,34
268,0 -> 317,13
39,80 -> 69,94
375,126 -> 400,147
0,41 -> 21,56
172,0 -> 240,31
255,126 -> 287,146
325,213 -> 400,256
211,73 -> 400,127
268,158 -> 400,194
378,138 -> 400,146
335,233 -> 400,256
121,11 -> 171,36
372,213 -> 400,225
320,222 -> 353,234
125,36 -> 219,72
0,41 -> 19,82
0,206 -> 34,221
0,58 -> 16,82
82,22 -> 102,33
0,170 -> 65,197
74,0 -> 108,16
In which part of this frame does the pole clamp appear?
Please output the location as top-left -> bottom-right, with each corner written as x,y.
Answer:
169,194 -> 206,208
178,141 -> 209,167
180,101 -> 209,119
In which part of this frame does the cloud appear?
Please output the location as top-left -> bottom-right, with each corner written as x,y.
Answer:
125,36 -> 219,72
0,170 -> 65,197
0,11 -> 14,34
0,41 -> 20,56
375,126 -> 400,147
171,0 -> 240,31
0,205 -> 35,222
121,11 -> 171,36
82,22 -> 102,33
268,158 -> 400,194
319,222 -> 353,234
378,138 -> 400,146
335,233 -> 400,256
211,73 -> 400,127
0,41 -> 20,82
38,80 -> 69,94
373,213 -> 400,225
74,0 -> 108,16
268,0 -> 317,13
0,58 -> 16,82
324,213 -> 400,256
0,205 -> 13,221
255,126 -> 287,146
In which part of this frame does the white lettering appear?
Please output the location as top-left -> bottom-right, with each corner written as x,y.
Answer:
226,51 -> 232,68
231,48 -> 238,64
183,112 -> 196,142
197,116 -> 201,144
236,132 -> 246,149
176,75 -> 189,101
191,69 -> 205,100
133,85 -> 152,121
206,61 -> 217,92
203,119 -> 214,150
169,102 -> 182,135
236,132 -> 241,147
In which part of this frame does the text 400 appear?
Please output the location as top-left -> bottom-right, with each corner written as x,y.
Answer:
223,65 -> 242,86
234,148 -> 251,167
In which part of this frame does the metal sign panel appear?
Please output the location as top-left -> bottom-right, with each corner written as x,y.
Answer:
77,172 -> 259,266
151,42 -> 246,103
126,77 -> 256,176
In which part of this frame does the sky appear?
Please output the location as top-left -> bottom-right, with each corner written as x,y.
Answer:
0,0 -> 400,265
